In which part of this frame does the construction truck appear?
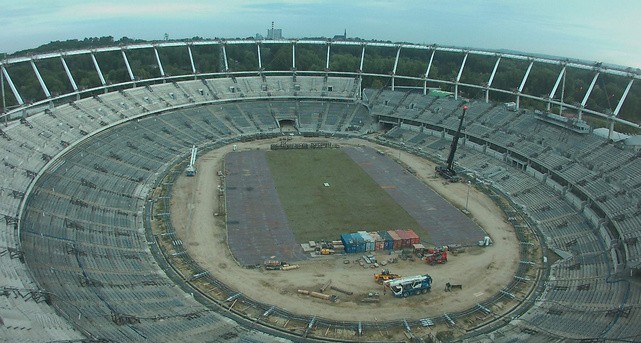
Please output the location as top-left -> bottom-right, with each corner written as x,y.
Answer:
425,249 -> 447,265
185,145 -> 198,176
384,274 -> 433,298
374,269 -> 401,284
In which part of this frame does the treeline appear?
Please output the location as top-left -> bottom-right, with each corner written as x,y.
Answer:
2,36 -> 640,127
10,36 -> 146,57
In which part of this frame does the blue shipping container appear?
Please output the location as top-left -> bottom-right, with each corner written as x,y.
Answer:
378,230 -> 394,250
341,233 -> 357,253
352,233 -> 366,253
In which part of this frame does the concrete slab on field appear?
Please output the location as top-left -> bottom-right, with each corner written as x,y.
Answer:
343,146 -> 486,246
225,150 -> 308,266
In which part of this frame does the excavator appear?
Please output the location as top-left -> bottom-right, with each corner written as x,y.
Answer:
435,105 -> 468,182
374,269 -> 401,284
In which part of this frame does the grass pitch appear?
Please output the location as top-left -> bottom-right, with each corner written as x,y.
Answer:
266,149 -> 420,242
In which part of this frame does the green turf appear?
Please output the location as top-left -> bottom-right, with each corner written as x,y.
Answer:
266,149 -> 421,242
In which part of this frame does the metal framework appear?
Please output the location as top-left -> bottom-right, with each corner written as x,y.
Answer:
1,39 -> 640,130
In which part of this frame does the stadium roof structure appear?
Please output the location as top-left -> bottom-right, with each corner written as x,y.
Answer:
2,39 -> 641,134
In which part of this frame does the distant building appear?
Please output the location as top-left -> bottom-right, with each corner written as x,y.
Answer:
333,29 -> 347,40
267,21 -> 283,40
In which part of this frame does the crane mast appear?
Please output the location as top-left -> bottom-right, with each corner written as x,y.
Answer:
436,105 -> 468,181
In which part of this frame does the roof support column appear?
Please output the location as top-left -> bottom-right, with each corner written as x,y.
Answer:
292,42 -> 296,71
60,56 -> 78,101
257,44 -> 262,70
391,46 -> 401,91
30,59 -> 51,99
579,72 -> 600,121
516,60 -> 534,111
548,66 -> 566,112
187,45 -> 197,78
1,66 -> 24,106
325,44 -> 331,70
90,52 -> 107,90
486,56 -> 501,103
423,49 -> 435,95
222,44 -> 229,71
454,52 -> 468,100
609,78 -> 634,139
153,46 -> 165,78
1,65 -> 5,119
121,50 -> 135,83
559,70 -> 566,115
359,45 -> 365,73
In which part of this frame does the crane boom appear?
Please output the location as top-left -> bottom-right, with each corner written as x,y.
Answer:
446,105 -> 467,170
436,105 -> 467,181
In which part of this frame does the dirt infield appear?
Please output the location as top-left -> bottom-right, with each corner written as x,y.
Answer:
170,136 -> 519,322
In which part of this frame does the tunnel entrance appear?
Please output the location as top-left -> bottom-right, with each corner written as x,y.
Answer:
278,119 -> 297,134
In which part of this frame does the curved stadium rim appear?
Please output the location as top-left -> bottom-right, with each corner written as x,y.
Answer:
1,39 -> 640,130
4,38 -> 637,341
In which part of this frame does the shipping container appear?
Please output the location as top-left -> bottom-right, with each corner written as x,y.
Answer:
396,229 -> 414,248
368,231 -> 385,251
353,233 -> 366,253
387,230 -> 402,250
340,233 -> 357,254
405,229 -> 420,245
378,230 -> 394,250
358,231 -> 375,252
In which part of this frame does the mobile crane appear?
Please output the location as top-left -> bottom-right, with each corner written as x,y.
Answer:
435,105 -> 468,182
384,274 -> 433,298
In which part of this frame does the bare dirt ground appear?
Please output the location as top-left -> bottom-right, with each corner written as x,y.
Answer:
170,136 -> 519,322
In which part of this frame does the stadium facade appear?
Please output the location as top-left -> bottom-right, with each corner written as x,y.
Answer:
1,39 -> 640,342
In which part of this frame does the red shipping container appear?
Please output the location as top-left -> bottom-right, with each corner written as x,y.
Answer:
395,229 -> 411,248
387,230 -> 402,250
405,229 -> 420,245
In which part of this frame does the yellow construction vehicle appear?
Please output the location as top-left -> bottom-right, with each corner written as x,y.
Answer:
374,269 -> 401,284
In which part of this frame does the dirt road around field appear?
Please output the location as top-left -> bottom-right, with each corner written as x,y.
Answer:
170,136 -> 520,322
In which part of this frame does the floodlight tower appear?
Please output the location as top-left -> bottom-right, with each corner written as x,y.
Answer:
436,105 -> 468,181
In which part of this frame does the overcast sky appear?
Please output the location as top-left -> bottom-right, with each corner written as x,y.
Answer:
2,0 -> 640,68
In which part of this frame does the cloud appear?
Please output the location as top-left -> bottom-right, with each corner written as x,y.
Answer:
67,3 -> 216,19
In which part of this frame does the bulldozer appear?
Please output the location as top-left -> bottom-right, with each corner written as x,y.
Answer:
374,269 -> 401,284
